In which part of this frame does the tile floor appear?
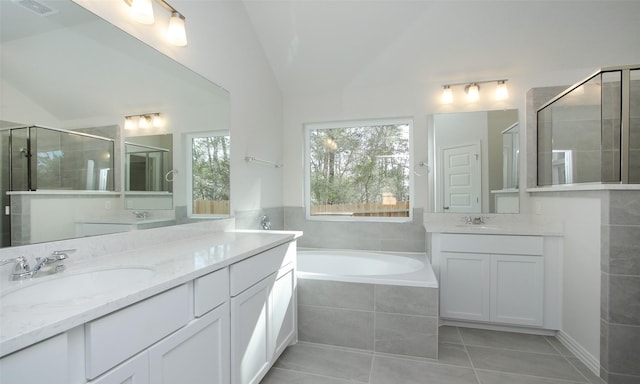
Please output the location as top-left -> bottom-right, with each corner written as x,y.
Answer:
261,326 -> 606,384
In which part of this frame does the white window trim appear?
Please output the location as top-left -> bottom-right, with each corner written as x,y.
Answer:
304,117 -> 414,222
185,130 -> 230,218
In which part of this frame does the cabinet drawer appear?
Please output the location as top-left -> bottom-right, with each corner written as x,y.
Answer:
85,284 -> 191,379
230,242 -> 294,296
440,234 -> 543,255
194,268 -> 229,317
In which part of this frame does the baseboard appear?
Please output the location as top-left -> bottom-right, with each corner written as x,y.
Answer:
440,319 -> 556,336
556,330 -> 600,376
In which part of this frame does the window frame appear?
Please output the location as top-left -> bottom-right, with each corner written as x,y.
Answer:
304,117 -> 414,222
185,130 -> 230,218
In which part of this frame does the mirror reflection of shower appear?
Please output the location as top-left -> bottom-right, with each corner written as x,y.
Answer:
4,126 -> 115,192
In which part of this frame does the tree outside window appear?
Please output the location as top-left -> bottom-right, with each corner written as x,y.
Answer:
306,119 -> 412,219
190,134 -> 230,216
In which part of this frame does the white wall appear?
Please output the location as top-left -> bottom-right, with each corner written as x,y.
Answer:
529,194 -> 601,363
74,0 -> 284,212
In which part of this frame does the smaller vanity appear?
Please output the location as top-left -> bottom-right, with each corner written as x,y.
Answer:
425,215 -> 563,333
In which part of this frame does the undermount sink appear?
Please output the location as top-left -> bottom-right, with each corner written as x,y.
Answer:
1,267 -> 155,307
454,224 -> 499,230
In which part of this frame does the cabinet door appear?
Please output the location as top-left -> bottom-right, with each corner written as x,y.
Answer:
148,303 -> 230,384
231,274 -> 275,384
0,334 -> 68,384
89,352 -> 149,384
270,267 -> 296,358
491,255 -> 544,326
440,253 -> 491,321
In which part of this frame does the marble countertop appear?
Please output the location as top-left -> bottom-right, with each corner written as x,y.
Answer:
75,217 -> 176,225
0,230 -> 301,357
423,214 -> 564,236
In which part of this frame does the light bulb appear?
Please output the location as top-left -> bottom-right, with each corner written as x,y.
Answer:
129,0 -> 154,25
441,85 -> 453,104
168,12 -> 188,47
152,114 -> 164,128
139,115 -> 150,129
466,83 -> 480,102
124,117 -> 135,130
496,80 -> 509,100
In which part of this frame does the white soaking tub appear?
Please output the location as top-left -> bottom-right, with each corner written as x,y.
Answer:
297,249 -> 438,288
295,248 -> 440,359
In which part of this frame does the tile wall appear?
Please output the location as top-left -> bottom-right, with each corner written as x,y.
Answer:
601,190 -> 640,384
297,278 -> 439,359
283,207 -> 426,252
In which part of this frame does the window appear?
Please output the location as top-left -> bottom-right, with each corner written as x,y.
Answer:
305,118 -> 412,220
186,131 -> 230,217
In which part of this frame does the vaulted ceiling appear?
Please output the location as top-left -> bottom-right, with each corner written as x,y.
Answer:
241,0 -> 640,96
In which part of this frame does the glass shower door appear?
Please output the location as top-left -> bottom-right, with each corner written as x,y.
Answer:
8,127 -> 31,191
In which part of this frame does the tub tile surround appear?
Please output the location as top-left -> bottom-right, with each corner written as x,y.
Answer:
284,207 -> 426,252
297,279 -> 439,359
263,326 -> 604,384
235,206 -> 285,230
0,219 -> 301,357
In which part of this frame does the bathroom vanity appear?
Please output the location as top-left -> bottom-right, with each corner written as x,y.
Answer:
426,216 -> 563,332
0,229 -> 300,384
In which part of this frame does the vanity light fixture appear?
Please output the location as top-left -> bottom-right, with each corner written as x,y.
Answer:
167,11 -> 187,47
152,113 -> 164,128
124,116 -> 136,130
465,83 -> 480,102
129,0 -> 154,24
124,0 -> 188,47
441,85 -> 453,104
124,113 -> 164,130
440,79 -> 509,104
138,115 -> 151,129
496,80 -> 509,100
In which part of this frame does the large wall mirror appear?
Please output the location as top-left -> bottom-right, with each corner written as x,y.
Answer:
125,134 -> 173,210
0,0 -> 230,248
427,110 -> 519,214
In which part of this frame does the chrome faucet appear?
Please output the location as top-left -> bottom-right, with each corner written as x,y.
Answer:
133,211 -> 148,219
0,249 -> 74,280
464,216 -> 486,225
260,215 -> 272,230
32,249 -> 75,276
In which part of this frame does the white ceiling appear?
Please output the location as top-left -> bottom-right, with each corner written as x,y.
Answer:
241,0 -> 640,96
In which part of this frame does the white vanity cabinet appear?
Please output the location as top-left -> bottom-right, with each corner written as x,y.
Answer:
434,233 -> 558,328
0,236 -> 299,384
230,241 -> 296,384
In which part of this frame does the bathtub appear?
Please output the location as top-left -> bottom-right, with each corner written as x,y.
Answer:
297,249 -> 438,288
296,249 -> 440,359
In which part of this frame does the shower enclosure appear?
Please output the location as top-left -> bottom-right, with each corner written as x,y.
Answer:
537,65 -> 640,185
1,126 -> 115,247
4,125 -> 115,191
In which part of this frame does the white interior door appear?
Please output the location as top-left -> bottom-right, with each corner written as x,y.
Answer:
442,143 -> 481,213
